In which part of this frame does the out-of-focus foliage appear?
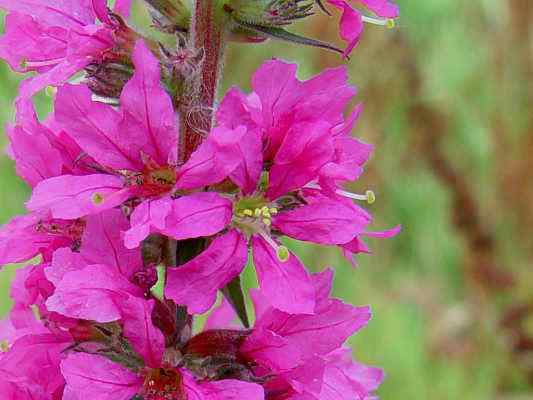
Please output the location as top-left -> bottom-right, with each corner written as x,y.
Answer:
1,1 -> 532,398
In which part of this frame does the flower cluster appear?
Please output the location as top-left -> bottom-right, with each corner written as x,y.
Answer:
0,0 -> 399,399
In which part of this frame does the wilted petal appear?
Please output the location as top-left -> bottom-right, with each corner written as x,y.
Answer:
251,236 -> 315,315
27,174 -> 129,219
165,230 -> 248,314
119,40 -> 178,166
61,353 -> 142,400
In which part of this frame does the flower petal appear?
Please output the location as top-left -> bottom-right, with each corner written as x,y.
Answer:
251,236 -> 315,315
119,40 -> 178,166
61,353 -> 142,400
165,230 -> 248,314
27,174 -> 129,219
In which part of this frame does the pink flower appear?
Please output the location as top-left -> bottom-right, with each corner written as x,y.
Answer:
163,60 -> 398,315
325,0 -> 400,57
182,269 -> 383,400
0,0 -> 134,98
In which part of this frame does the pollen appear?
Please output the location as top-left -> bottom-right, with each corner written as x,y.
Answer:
92,192 -> 105,205
276,246 -> 290,262
0,340 -> 9,352
386,19 -> 396,29
366,190 -> 376,204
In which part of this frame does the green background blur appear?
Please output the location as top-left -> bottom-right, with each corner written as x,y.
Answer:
1,1 -> 532,399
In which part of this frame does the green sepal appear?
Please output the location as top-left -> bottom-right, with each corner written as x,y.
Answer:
233,21 -> 344,56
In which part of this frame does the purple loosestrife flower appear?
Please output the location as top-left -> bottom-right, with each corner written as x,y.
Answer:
0,0 -> 134,98
182,269 -> 384,400
325,0 -> 400,56
163,59 -> 399,314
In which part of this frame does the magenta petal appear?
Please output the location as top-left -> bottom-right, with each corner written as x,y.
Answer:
365,224 -> 402,238
359,0 -> 399,18
0,13 -> 67,73
165,230 -> 248,314
46,264 -> 142,323
113,0 -> 132,17
0,1 -> 97,28
7,119 -> 63,188
175,126 -> 248,189
162,193 -> 233,241
204,298 -> 239,331
55,84 -> 140,170
123,197 -> 173,249
120,297 -> 165,368
81,209 -> 142,279
267,121 -> 334,199
251,236 -> 315,314
18,57 -> 91,99
273,197 -> 371,245
45,248 -> 87,286
61,353 -> 142,400
119,40 -> 178,166
229,127 -> 263,194
328,0 -> 363,57
199,379 -> 265,400
27,174 -> 129,219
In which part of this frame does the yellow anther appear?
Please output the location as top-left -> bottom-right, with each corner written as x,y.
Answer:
92,192 -> 105,205
269,208 -> 278,215
45,86 -> 57,97
366,190 -> 376,205
243,209 -> 253,217
236,211 -> 245,218
263,210 -> 272,218
262,218 -> 272,227
276,246 -> 290,262
261,206 -> 269,213
254,208 -> 262,217
386,19 -> 396,29
0,340 -> 9,352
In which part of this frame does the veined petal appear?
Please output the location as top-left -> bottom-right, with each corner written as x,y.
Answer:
123,197 -> 173,250
55,84 -> 140,170
46,264 -> 142,322
61,353 -> 142,400
120,297 -> 165,368
27,174 -> 129,219
273,197 -> 371,245
162,193 -> 233,241
327,0 -> 363,57
165,230 -> 248,314
119,40 -> 178,166
175,126 -> 248,189
251,236 -> 315,315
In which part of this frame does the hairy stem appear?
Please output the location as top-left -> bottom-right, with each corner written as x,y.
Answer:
179,0 -> 227,163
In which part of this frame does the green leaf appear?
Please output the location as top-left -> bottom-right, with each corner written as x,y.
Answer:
221,276 -> 250,328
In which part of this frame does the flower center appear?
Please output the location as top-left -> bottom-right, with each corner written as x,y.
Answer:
142,368 -> 186,400
233,196 -> 289,262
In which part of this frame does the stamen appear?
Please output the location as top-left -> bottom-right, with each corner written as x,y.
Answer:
258,230 -> 289,262
21,57 -> 65,69
361,15 -> 396,29
336,189 -> 376,204
92,193 -> 105,205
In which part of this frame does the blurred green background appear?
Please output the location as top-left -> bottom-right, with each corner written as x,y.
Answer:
1,1 -> 532,399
